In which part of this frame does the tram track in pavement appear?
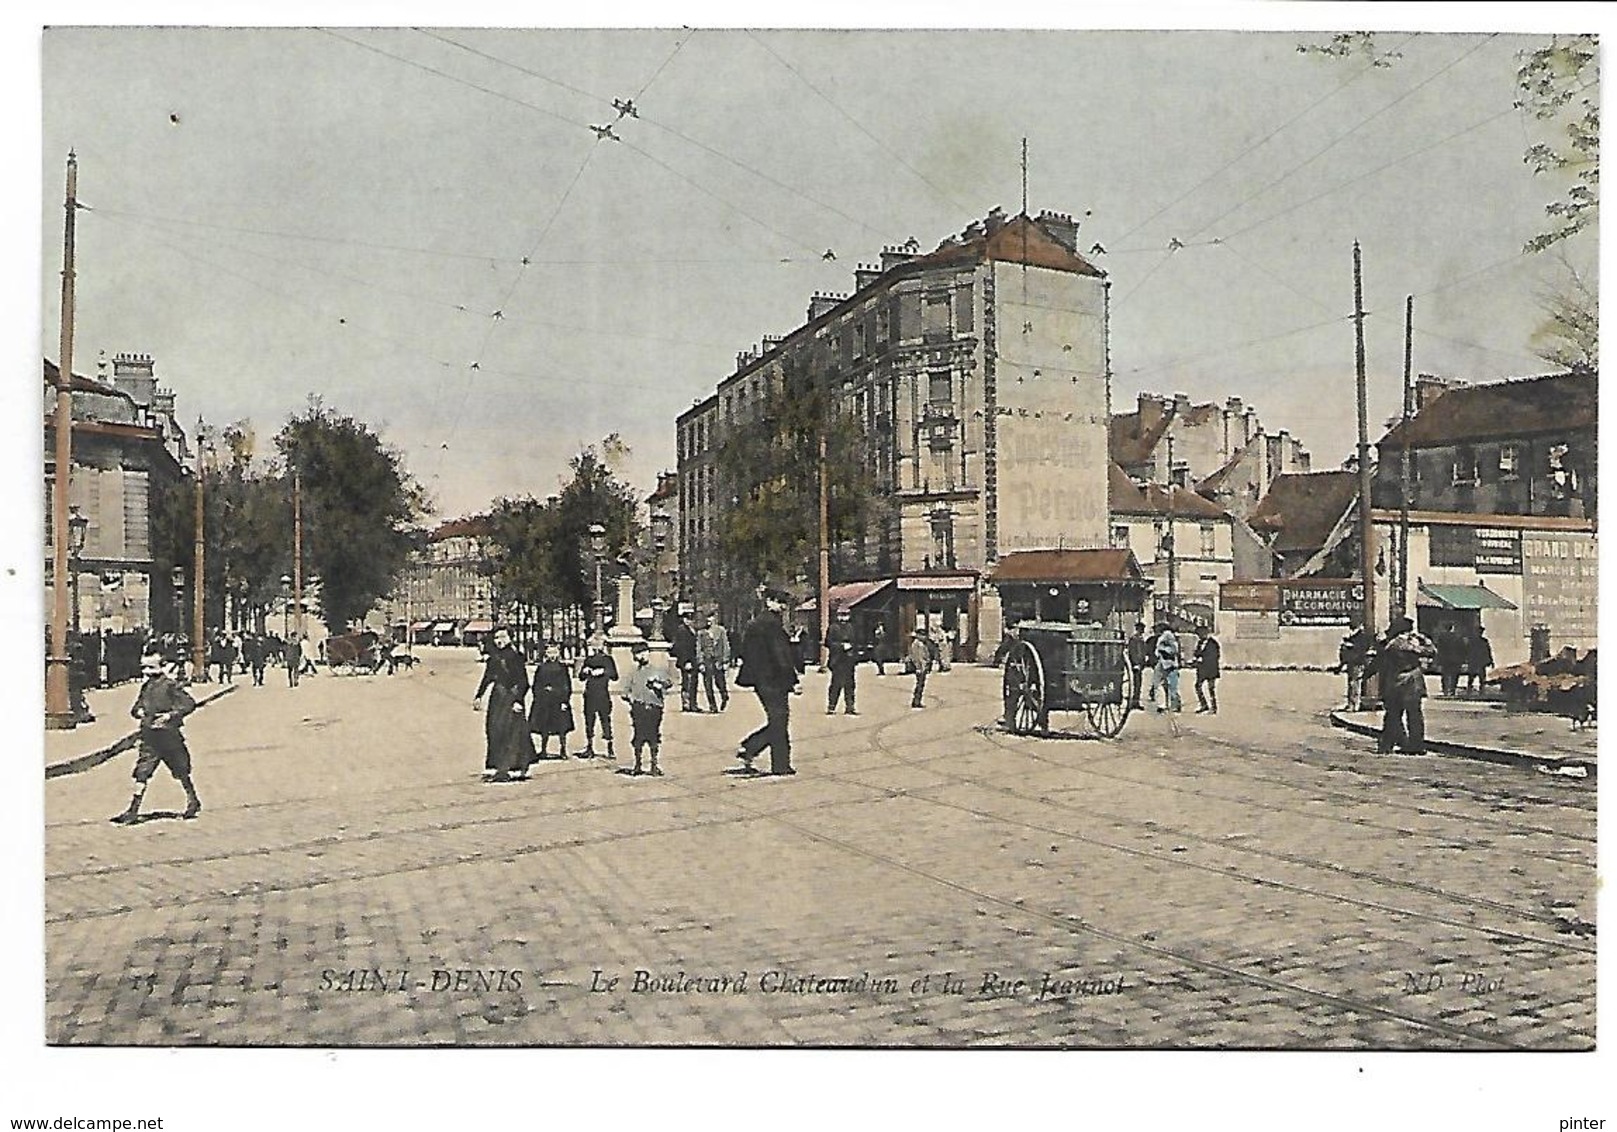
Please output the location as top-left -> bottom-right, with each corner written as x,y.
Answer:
44,685 -> 957,905
990,720 -> 1595,866
48,674 -> 1575,1047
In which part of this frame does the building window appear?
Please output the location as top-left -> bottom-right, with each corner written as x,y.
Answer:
928,369 -> 952,408
922,292 -> 950,342
1499,444 -> 1521,479
954,284 -> 974,334
1451,447 -> 1478,486
875,305 -> 890,346
1200,522 -> 1216,558
853,321 -> 866,360
1111,524 -> 1129,548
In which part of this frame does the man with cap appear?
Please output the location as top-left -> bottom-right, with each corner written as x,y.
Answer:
907,628 -> 933,708
111,653 -> 202,824
670,610 -> 702,712
576,634 -> 619,759
1126,621 -> 1151,710
734,588 -> 799,775
1377,615 -> 1436,754
620,639 -> 673,776
1153,622 -> 1183,713
697,614 -> 731,713
824,605 -> 859,715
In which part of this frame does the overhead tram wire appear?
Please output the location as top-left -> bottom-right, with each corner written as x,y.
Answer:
323,27 -> 823,258
1189,34 -> 1500,243
91,206 -> 745,355
742,28 -> 984,223
1113,32 -> 1421,246
1120,313 -> 1355,381
417,28 -> 896,244
428,27 -> 717,476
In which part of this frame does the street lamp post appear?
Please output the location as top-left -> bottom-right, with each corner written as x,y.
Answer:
588,523 -> 606,636
67,507 -> 89,635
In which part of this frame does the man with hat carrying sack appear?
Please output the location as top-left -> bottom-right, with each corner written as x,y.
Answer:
111,653 -> 202,824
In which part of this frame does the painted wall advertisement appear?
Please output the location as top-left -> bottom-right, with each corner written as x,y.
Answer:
1521,532 -> 1597,643
1278,581 -> 1361,627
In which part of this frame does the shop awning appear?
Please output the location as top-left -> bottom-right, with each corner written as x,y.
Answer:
431,621 -> 456,632
1416,582 -> 1518,611
409,621 -> 432,632
797,579 -> 894,612
463,620 -> 494,633
989,549 -> 1145,584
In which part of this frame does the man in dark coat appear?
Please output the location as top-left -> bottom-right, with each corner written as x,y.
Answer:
824,605 -> 859,715
111,653 -> 201,823
1192,624 -> 1221,714
243,633 -> 268,686
473,628 -> 531,782
1466,627 -> 1495,696
669,611 -> 701,712
1126,621 -> 1151,710
528,642 -> 576,759
1378,616 -> 1436,754
735,589 -> 799,776
1336,625 -> 1374,710
576,636 -> 619,759
1434,623 -> 1466,697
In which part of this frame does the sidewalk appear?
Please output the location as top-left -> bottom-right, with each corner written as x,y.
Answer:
44,676 -> 240,779
1330,696 -> 1596,778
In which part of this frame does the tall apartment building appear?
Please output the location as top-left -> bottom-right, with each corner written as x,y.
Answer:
676,209 -> 1112,656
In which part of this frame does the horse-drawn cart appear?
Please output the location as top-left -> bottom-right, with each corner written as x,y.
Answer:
324,630 -> 384,675
1001,621 -> 1133,738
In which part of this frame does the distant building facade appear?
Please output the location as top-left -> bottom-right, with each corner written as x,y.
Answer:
1111,391 -> 1310,518
1228,371 -> 1597,668
43,353 -> 190,635
1108,464 -> 1241,626
383,516 -> 494,643
676,209 -> 1112,657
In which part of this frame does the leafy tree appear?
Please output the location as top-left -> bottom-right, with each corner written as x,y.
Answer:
714,356 -> 870,594
275,398 -> 428,631
483,439 -> 640,627
1530,252 -> 1598,372
1516,34 -> 1598,254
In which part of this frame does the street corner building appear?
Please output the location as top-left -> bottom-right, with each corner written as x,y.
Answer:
676,209 -> 1115,656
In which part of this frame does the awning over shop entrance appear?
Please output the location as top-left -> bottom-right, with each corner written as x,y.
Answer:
796,579 -> 894,613
431,621 -> 456,632
988,549 -> 1146,584
463,620 -> 494,633
409,621 -> 432,632
1416,582 -> 1517,610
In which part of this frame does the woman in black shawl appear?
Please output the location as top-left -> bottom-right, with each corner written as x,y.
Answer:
473,629 -> 533,782
528,641 -> 576,759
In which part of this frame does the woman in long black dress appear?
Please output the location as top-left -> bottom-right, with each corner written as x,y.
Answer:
528,642 -> 576,759
473,629 -> 532,782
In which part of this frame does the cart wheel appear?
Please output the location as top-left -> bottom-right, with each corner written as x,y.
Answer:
1002,640 -> 1047,735
1085,654 -> 1134,738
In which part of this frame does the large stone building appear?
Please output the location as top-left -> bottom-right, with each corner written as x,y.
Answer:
676,209 -> 1112,656
44,352 -> 190,635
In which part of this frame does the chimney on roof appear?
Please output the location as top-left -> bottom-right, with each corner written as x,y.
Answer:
1225,395 -> 1243,418
761,335 -> 783,354
854,263 -> 882,290
1136,392 -> 1168,432
1036,210 -> 1078,252
807,292 -> 845,322
1415,373 -> 1467,413
112,352 -> 157,407
736,347 -> 759,371
880,243 -> 918,271
1173,391 -> 1191,415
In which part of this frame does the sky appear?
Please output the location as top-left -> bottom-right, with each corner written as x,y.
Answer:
32,11 -> 1600,523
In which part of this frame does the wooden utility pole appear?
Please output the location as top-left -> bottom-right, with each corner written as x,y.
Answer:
817,428 -> 830,668
1398,294 -> 1414,619
1353,242 -> 1377,635
46,151 -> 79,729
192,425 -> 207,682
293,467 -> 305,642
1164,434 -> 1177,618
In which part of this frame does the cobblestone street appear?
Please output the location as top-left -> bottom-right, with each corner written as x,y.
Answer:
43,652 -> 1596,1048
